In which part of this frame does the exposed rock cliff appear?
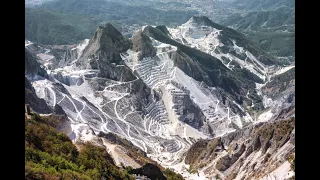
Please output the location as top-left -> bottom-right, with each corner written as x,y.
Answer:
25,48 -> 48,78
76,23 -> 135,81
185,118 -> 295,179
132,30 -> 157,60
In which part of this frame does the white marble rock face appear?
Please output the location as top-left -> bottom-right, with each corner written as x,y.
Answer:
25,16 -> 294,180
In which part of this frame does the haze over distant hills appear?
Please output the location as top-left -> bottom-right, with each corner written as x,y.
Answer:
25,0 -> 294,61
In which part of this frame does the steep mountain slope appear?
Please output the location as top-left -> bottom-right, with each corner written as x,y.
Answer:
258,67 -> 295,122
25,77 -> 53,114
25,16 -> 294,179
184,118 -> 295,180
25,73 -> 183,180
25,48 -> 48,77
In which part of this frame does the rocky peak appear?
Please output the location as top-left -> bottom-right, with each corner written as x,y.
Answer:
132,30 -> 156,60
74,23 -> 136,81
78,23 -> 131,67
94,23 -> 131,52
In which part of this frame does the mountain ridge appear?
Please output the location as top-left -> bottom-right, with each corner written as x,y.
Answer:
25,16 -> 295,179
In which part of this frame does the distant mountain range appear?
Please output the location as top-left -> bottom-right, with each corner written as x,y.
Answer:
25,0 -> 294,60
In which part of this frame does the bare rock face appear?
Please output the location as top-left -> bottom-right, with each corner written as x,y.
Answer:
185,138 -> 224,170
63,48 -> 78,64
132,30 -> 156,60
25,16 -> 294,179
261,67 -> 295,121
46,44 -> 79,69
98,132 -> 147,157
262,68 -> 295,99
175,93 -> 206,130
78,23 -> 131,66
25,77 -> 52,114
25,48 -> 48,78
185,118 -> 295,179
215,144 -> 245,171
76,23 -> 135,81
52,71 -> 84,86
168,49 -> 212,86
25,40 -> 82,70
142,24 -> 263,111
221,125 -> 254,146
